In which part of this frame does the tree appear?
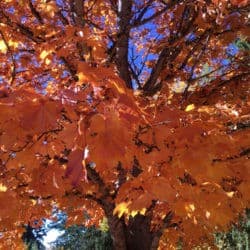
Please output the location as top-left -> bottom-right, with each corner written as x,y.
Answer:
22,209 -> 67,250
54,225 -> 112,250
0,0 -> 249,249
215,209 -> 250,249
22,211 -> 112,250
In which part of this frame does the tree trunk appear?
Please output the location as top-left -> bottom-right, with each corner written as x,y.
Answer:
125,214 -> 155,250
107,213 -> 157,250
107,214 -> 127,250
104,203 -> 127,250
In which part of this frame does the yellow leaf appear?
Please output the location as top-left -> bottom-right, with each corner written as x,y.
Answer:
205,210 -> 211,219
130,210 -> 138,217
185,104 -> 195,112
37,2 -> 57,17
113,202 -> 130,218
0,40 -> 7,53
139,207 -> 146,216
45,58 -> 51,65
114,202 -> 147,218
185,203 -> 195,212
172,80 -> 187,93
8,40 -> 19,49
130,208 -> 146,217
0,183 -> 7,192
30,199 -> 36,205
110,80 -> 126,94
226,191 -> 235,198
40,50 -> 51,60
77,72 -> 88,82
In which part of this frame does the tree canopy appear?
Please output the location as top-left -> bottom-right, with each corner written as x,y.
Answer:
0,0 -> 249,249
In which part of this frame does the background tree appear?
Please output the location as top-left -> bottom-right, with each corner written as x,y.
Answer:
22,212 -> 112,250
54,225 -> 112,250
22,224 -> 44,250
0,0 -> 249,249
215,209 -> 250,250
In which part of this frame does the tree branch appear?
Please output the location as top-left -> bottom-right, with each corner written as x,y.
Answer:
131,0 -> 154,27
132,0 -> 182,28
115,0 -> 133,88
182,34 -> 210,98
86,164 -> 110,200
28,0 -> 43,24
142,3 -> 198,94
205,71 -> 250,98
187,71 -> 250,105
0,10 -> 44,43
143,46 -> 181,93
71,0 -> 85,26
60,56 -> 78,80
0,30 -> 16,85
226,119 -> 250,133
179,29 -> 211,70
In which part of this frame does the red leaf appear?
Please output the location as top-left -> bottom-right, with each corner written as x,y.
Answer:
66,148 -> 87,185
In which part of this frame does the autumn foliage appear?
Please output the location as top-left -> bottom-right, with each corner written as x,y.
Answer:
0,0 -> 249,249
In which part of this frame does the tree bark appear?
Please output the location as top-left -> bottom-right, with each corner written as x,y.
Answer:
125,214 -> 154,250
105,203 -> 127,250
106,208 -> 173,250
106,212 -> 163,250
115,0 -> 133,89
